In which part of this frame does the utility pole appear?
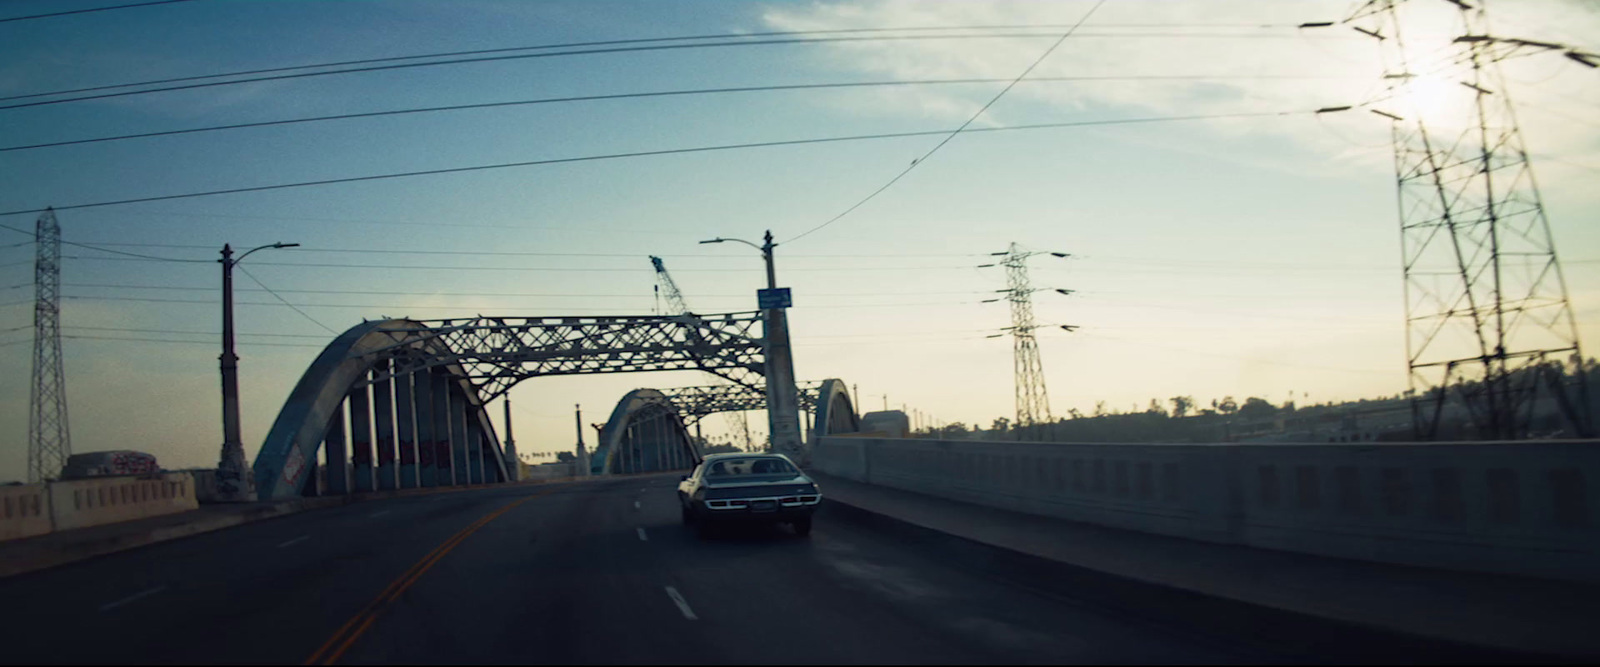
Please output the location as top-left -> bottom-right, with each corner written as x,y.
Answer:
980,243 -> 1075,440
1342,1 -> 1594,439
28,208 -> 69,483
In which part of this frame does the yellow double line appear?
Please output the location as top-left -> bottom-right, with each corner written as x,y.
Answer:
303,492 -> 544,665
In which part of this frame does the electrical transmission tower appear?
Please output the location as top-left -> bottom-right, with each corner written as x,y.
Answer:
29,208 -> 70,482
650,255 -> 753,449
1348,0 -> 1595,440
983,243 -> 1074,435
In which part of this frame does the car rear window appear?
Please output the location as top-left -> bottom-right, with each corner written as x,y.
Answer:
705,457 -> 797,477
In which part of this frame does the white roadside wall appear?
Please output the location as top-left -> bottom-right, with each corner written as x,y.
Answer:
813,437 -> 1600,584
0,484 -> 52,541
0,473 -> 200,541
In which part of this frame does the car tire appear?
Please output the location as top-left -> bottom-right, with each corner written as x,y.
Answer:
792,516 -> 812,537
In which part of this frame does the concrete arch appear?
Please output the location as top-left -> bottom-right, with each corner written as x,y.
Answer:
592,389 -> 699,476
253,319 -> 509,500
808,379 -> 860,445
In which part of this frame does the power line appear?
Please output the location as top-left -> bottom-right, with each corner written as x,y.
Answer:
0,0 -> 196,23
0,74 -> 1362,153
53,241 -> 985,259
0,22 -> 1331,104
55,294 -> 977,311
64,325 -> 326,338
784,0 -> 1108,244
62,256 -> 977,272
236,265 -> 338,334
58,283 -> 989,297
0,221 -> 208,262
0,29 -> 1347,113
0,108 -> 1312,218
60,334 -> 323,348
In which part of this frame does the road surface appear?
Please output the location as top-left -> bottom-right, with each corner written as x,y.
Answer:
0,475 -> 1353,664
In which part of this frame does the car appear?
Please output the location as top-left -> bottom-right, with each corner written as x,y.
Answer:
677,453 -> 821,537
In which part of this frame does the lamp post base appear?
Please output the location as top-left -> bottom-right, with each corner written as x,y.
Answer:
215,443 -> 258,503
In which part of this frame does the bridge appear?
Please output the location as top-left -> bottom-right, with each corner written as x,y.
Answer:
0,313 -> 1595,663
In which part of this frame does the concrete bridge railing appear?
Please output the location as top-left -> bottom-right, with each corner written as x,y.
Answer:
812,436 -> 1599,584
0,473 -> 200,541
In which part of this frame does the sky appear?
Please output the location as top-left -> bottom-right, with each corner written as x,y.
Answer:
0,0 -> 1597,481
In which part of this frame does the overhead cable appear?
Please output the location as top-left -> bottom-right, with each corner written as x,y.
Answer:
1,74 -> 1363,153
782,0 -> 1107,243
0,109 -> 1312,218
0,22 -> 1335,105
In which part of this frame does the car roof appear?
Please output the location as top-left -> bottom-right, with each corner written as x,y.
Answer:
701,453 -> 791,462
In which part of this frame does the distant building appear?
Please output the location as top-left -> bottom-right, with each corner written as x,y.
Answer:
859,410 -> 910,438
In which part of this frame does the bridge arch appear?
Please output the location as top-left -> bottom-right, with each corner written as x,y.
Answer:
254,313 -> 767,499
808,379 -> 860,445
592,389 -> 698,476
253,319 -> 510,501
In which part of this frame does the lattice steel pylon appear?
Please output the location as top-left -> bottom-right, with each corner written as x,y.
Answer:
998,242 -> 1052,428
651,255 -> 755,449
1350,0 -> 1594,440
29,208 -> 70,482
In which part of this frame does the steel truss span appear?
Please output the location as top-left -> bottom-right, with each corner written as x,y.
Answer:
253,313 -> 770,499
356,313 -> 767,402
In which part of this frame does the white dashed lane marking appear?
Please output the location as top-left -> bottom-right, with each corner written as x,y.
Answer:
369,510 -> 390,518
276,535 -> 310,549
99,586 -> 168,613
664,586 -> 698,620
637,527 -> 649,542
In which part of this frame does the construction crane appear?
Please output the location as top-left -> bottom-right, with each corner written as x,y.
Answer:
650,256 -> 753,450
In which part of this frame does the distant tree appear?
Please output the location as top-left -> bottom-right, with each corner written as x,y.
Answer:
991,417 -> 1010,433
1198,408 -> 1218,417
556,451 -> 575,463
1281,400 -> 1296,412
1217,396 -> 1239,415
703,443 -> 741,455
1170,395 -> 1195,418
1067,408 -> 1084,420
1238,397 -> 1276,418
1147,399 -> 1167,416
938,422 -> 970,438
1094,401 -> 1107,417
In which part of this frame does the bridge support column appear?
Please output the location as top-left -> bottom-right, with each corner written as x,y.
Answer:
414,369 -> 438,487
431,369 -> 455,486
466,408 -> 485,484
350,385 -> 374,493
373,366 -> 398,491
394,371 -> 418,489
449,387 -> 470,484
325,404 -> 349,496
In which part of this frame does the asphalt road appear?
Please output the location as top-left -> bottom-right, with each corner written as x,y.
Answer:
0,475 -> 1285,664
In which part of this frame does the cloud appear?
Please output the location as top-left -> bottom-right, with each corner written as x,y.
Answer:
756,0 -> 1600,180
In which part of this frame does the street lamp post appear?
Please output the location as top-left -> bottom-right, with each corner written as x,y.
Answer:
216,241 -> 299,502
700,230 -> 803,462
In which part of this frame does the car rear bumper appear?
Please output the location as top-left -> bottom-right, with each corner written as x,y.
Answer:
695,498 -> 820,523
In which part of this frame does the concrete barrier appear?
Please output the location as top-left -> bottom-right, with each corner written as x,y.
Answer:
0,484 -> 52,541
813,436 -> 1600,584
47,473 -> 199,532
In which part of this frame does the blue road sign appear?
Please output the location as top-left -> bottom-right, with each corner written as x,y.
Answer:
757,287 -> 792,309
